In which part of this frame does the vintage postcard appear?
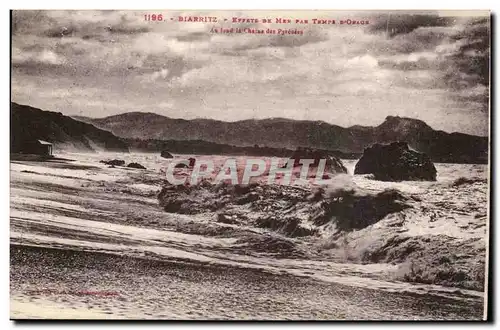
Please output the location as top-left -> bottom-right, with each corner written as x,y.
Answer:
10,9 -> 490,320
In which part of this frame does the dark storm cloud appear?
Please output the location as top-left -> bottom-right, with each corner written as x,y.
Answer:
12,10 -> 156,80
367,13 -> 456,37
447,18 -> 490,112
11,61 -> 62,75
369,15 -> 490,113
448,18 -> 490,87
13,10 -> 151,40
367,14 -> 489,82
44,25 -> 151,39
378,57 -> 441,71
211,29 -> 329,59
11,10 -> 53,35
140,55 -> 201,81
235,32 -> 328,51
455,92 -> 488,105
391,27 -> 453,53
360,26 -> 456,57
176,32 -> 211,42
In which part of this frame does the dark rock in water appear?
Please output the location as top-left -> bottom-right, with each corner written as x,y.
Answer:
127,162 -> 146,169
161,150 -> 173,158
174,157 -> 196,169
283,147 -> 347,174
354,142 -> 437,181
100,159 -> 125,166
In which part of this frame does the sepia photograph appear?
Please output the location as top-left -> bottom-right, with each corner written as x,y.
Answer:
9,9 -> 491,320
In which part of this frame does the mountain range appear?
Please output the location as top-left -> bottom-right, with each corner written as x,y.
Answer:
11,102 -> 128,153
75,112 -> 488,163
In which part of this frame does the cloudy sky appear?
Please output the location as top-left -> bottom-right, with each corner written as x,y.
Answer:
11,10 -> 490,136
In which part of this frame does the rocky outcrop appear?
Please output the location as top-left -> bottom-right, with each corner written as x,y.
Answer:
284,147 -> 348,174
100,159 -> 125,166
354,142 -> 437,181
160,150 -> 173,158
127,162 -> 146,169
174,158 -> 196,169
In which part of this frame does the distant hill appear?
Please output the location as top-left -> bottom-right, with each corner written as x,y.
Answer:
77,112 -> 488,164
11,103 -> 128,153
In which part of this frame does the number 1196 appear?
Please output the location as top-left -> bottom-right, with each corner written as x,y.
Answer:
144,14 -> 163,21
